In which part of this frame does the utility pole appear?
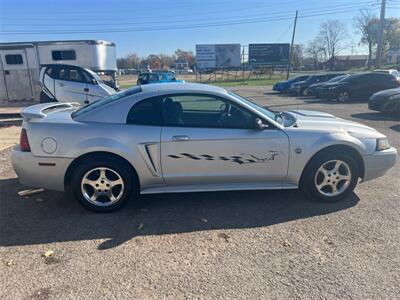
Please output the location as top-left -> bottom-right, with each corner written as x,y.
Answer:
376,0 -> 386,67
286,10 -> 298,80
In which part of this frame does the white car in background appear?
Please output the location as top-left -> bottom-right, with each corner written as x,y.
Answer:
39,64 -> 116,105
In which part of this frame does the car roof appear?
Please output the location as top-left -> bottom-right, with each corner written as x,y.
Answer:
140,82 -> 228,94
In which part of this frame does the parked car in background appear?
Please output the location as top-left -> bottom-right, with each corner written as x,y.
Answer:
318,72 -> 400,102
374,69 -> 400,80
39,64 -> 116,105
272,75 -> 309,93
137,72 -> 184,85
11,83 -> 397,212
369,87 -> 400,116
306,74 -> 348,97
289,73 -> 347,96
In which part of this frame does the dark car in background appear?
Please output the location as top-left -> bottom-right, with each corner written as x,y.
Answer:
289,73 -> 347,96
272,75 -> 309,93
306,74 -> 348,97
369,87 -> 400,116
318,72 -> 400,102
137,72 -> 184,85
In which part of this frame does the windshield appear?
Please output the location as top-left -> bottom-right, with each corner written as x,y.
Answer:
328,74 -> 348,83
228,92 -> 276,120
340,74 -> 361,82
72,86 -> 142,118
86,69 -> 104,83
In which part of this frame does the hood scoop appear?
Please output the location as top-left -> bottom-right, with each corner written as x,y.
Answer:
288,110 -> 335,118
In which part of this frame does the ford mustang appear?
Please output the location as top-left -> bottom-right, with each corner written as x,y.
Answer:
11,83 -> 397,212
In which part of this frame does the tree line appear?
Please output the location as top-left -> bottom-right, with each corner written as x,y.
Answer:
117,11 -> 400,71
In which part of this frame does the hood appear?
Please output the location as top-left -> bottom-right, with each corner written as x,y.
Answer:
285,110 -> 384,138
371,87 -> 400,98
292,80 -> 307,86
99,83 -> 117,95
308,82 -> 324,88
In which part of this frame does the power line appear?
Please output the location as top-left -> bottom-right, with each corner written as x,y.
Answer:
0,4 -> 381,35
0,0 -> 376,21
2,2 -> 378,27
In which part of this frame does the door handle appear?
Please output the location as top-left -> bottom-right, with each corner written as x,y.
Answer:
58,82 -> 64,87
172,135 -> 190,141
84,88 -> 89,92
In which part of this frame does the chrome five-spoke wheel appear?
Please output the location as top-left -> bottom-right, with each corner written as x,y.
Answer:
81,167 -> 124,207
314,160 -> 351,197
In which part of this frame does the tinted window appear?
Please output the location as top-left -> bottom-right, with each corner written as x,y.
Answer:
52,50 -> 76,61
5,54 -> 23,65
127,97 -> 163,126
72,87 -> 142,119
162,94 -> 256,129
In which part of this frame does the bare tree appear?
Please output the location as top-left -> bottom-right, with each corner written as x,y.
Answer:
306,38 -> 326,70
318,19 -> 348,70
353,10 -> 379,68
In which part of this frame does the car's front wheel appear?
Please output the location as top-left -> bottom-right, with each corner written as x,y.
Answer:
301,150 -> 360,202
71,158 -> 135,212
337,91 -> 350,102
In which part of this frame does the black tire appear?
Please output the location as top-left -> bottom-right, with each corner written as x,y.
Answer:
40,91 -> 57,103
71,157 -> 136,212
300,150 -> 360,202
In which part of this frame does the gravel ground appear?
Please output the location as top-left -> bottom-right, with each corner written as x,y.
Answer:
1,87 -> 399,299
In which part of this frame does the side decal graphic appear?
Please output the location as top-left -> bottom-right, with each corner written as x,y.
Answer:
168,151 -> 280,165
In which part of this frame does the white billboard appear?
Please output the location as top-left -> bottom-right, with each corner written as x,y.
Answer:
196,44 -> 241,69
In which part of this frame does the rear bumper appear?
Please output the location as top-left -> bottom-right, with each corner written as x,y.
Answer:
11,147 -> 73,192
362,147 -> 397,181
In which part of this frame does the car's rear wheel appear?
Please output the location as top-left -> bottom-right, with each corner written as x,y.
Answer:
71,158 -> 135,212
337,91 -> 350,103
301,150 -> 359,202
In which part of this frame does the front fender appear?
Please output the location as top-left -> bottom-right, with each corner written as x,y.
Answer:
286,131 -> 367,185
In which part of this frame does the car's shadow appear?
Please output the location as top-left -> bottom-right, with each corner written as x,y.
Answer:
0,178 -> 359,250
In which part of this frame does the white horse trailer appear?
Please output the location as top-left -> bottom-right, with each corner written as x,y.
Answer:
0,40 -> 117,102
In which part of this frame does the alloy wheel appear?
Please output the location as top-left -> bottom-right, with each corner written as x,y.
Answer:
337,91 -> 349,102
81,167 -> 124,207
314,160 -> 352,197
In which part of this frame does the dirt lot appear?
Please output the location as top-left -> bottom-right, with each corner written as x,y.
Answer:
1,87 -> 399,299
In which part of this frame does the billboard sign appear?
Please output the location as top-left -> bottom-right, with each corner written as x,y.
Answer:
248,43 -> 290,66
196,44 -> 241,69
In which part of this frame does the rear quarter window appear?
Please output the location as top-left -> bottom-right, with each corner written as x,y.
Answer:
72,86 -> 142,119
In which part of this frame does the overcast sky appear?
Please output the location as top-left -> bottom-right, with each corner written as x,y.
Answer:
0,0 -> 399,57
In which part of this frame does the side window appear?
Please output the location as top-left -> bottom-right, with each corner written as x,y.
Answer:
149,74 -> 159,82
162,94 -> 255,129
5,54 -> 23,65
126,97 -> 163,126
56,66 -> 86,83
52,50 -> 76,61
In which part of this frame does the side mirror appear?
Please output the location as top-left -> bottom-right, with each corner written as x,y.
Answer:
254,118 -> 269,130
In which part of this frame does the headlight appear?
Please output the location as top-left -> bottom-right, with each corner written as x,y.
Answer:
388,94 -> 400,101
328,87 -> 336,90
376,138 -> 391,151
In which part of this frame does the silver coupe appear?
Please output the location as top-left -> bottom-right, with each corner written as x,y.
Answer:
12,83 -> 397,212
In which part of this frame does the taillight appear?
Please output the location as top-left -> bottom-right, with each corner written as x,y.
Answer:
20,128 -> 31,152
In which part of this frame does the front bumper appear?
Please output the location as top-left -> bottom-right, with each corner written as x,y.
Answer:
362,147 -> 397,181
11,147 -> 73,192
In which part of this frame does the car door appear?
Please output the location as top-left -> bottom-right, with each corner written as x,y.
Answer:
160,93 -> 289,187
53,65 -> 88,103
